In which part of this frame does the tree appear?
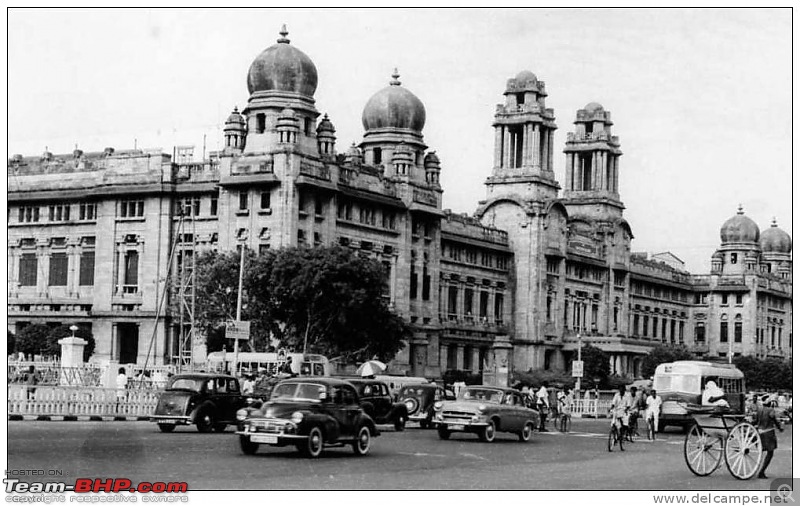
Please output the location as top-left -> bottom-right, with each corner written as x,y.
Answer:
14,324 -> 51,358
45,325 -> 96,362
246,246 -> 409,363
7,331 -> 16,355
641,344 -> 694,379
580,344 -> 610,387
195,245 -> 410,364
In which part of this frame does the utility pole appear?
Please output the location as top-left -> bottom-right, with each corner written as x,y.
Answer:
233,239 -> 246,376
576,332 -> 582,396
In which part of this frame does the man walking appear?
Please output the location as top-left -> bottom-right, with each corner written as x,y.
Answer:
756,394 -> 784,479
536,383 -> 549,432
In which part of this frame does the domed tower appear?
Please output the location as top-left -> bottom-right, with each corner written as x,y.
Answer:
316,113 -> 336,158
484,70 -> 559,202
359,69 -> 428,180
759,218 -> 792,280
223,106 -> 246,153
714,205 -> 761,275
242,25 -> 320,155
424,151 -> 441,187
562,102 -> 624,219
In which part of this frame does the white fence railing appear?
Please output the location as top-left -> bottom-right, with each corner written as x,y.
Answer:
570,399 -> 612,418
8,385 -> 159,418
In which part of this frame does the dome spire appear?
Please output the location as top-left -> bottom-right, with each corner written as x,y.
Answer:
737,203 -> 744,215
771,217 -> 778,227
390,68 -> 401,86
278,24 -> 290,44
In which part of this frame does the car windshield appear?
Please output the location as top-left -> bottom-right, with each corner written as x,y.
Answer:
460,387 -> 504,404
270,382 -> 326,402
400,386 -> 431,396
168,378 -> 204,392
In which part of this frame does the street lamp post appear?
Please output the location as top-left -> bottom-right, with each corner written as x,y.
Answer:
233,239 -> 246,376
576,332 -> 582,396
69,325 -> 78,339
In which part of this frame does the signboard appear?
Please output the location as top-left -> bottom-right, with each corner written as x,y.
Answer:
225,320 -> 251,341
572,360 -> 584,378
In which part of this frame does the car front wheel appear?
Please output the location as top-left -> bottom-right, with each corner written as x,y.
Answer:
394,415 -> 406,432
301,426 -> 324,458
479,420 -> 496,442
519,422 -> 533,442
196,410 -> 214,433
353,426 -> 371,456
157,423 -> 175,433
239,435 -> 259,455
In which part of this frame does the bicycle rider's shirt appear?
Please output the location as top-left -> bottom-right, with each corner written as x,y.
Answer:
610,392 -> 631,420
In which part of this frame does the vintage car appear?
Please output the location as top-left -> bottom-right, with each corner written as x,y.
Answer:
235,377 -> 380,458
151,373 -> 246,433
434,385 -> 539,442
345,378 -> 408,431
398,383 -> 455,428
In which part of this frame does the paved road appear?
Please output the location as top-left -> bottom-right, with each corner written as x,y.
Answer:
7,419 -> 792,490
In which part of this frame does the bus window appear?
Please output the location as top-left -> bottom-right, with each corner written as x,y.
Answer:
313,363 -> 325,376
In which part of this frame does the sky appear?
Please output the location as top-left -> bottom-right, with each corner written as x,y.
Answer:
7,8 -> 793,273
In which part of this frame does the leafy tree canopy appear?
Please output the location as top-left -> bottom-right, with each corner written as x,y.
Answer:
195,245 -> 410,364
15,324 -> 51,358
641,344 -> 694,379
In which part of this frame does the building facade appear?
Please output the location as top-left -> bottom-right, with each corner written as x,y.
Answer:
7,28 -> 792,379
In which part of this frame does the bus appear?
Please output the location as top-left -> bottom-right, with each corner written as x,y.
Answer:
206,352 -> 331,377
654,360 -> 745,431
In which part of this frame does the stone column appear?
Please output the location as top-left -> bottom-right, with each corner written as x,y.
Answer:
491,335 -> 512,387
609,354 -> 616,375
472,348 -> 480,374
503,126 -> 512,169
521,124 -> 530,166
389,255 -> 397,306
542,129 -> 549,172
599,152 -> 606,190
614,157 -> 620,193
546,130 -> 554,172
494,127 -> 503,167
533,124 -> 540,169
66,245 -> 77,295
116,245 -> 125,295
37,247 -> 49,297
456,345 -> 465,370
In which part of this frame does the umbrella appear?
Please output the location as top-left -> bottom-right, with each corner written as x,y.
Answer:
357,360 -> 387,377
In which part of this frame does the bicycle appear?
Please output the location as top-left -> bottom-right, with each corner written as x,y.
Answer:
608,419 -> 625,452
627,412 -> 640,442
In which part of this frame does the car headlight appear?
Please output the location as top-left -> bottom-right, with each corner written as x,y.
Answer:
478,404 -> 486,412
471,414 -> 481,422
291,411 -> 304,424
433,401 -> 443,411
236,409 -> 248,421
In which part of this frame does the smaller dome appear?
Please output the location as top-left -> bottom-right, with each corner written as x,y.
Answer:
362,69 -> 426,133
392,143 -> 414,163
317,113 -> 335,133
225,106 -> 245,125
424,151 -> 440,167
760,219 -> 792,253
515,70 -> 537,83
584,102 -> 604,112
720,205 -> 760,244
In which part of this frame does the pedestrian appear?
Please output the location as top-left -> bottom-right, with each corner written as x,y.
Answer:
536,382 -> 549,432
559,387 -> 573,432
242,374 -> 255,396
23,365 -> 39,401
279,356 -> 296,377
645,389 -> 662,437
116,367 -> 128,413
755,394 -> 784,479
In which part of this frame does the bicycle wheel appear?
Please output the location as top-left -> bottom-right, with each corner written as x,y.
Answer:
724,422 -> 763,480
608,425 -> 623,452
647,417 -> 655,441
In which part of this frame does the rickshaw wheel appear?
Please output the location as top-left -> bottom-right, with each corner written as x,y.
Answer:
724,422 -> 763,480
683,424 -> 723,476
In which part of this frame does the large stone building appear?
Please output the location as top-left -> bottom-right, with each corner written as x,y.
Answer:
7,28 -> 792,380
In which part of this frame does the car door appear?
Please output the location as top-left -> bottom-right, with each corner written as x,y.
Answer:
222,378 -> 243,422
330,385 -> 359,438
370,382 -> 391,420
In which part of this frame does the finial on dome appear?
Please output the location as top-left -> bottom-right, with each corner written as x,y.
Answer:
233,106 -> 239,113
771,217 -> 778,227
737,204 -> 744,215
390,68 -> 401,86
278,24 -> 290,44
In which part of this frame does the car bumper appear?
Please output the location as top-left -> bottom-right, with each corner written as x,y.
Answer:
408,412 -> 430,422
436,420 -> 489,432
235,431 -> 308,446
151,415 -> 191,425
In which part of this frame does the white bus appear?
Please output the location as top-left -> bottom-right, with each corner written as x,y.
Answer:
654,360 -> 745,431
206,352 -> 331,377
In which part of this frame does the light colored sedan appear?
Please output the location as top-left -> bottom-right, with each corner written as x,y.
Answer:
434,385 -> 539,442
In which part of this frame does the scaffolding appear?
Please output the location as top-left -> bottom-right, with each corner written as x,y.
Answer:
173,204 -> 197,370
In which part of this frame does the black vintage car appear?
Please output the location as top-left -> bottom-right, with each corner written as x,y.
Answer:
236,377 -> 380,458
151,373 -> 246,433
398,383 -> 455,428
345,378 -> 408,431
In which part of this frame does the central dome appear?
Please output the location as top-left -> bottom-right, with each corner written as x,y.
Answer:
362,69 -> 426,133
720,206 -> 760,244
247,26 -> 318,97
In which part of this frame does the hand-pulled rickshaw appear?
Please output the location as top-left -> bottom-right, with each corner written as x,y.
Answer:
683,404 -> 762,480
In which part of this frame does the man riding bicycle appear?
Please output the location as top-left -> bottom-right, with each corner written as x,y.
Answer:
609,385 -> 632,435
